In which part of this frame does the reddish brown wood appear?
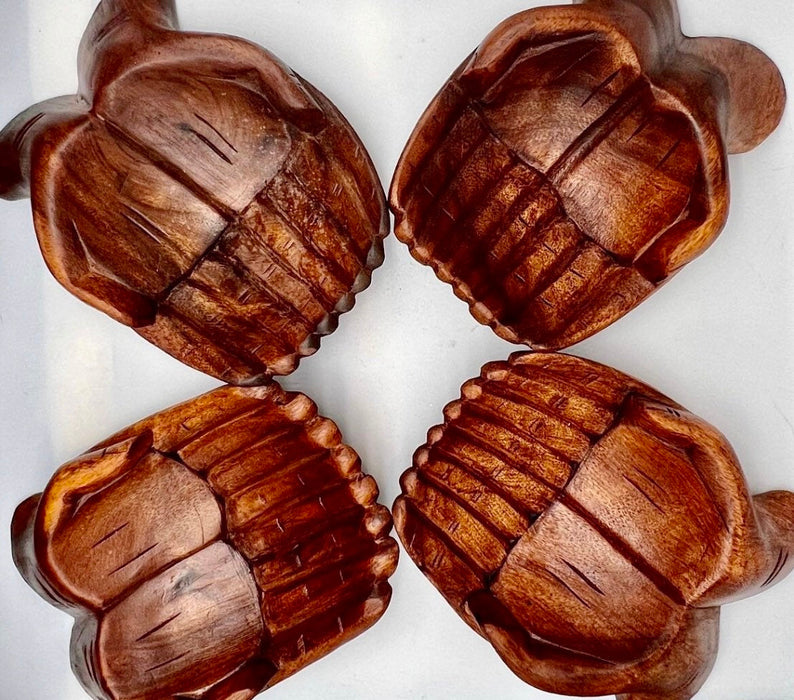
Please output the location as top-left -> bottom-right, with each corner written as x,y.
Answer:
390,0 -> 785,349
0,0 -> 388,384
394,352 -> 794,699
12,383 -> 398,700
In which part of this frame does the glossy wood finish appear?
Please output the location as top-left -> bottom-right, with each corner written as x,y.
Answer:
0,0 -> 388,384
12,383 -> 398,700
394,352 -> 794,699
390,0 -> 785,349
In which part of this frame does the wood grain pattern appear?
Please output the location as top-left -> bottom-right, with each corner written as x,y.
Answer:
390,0 -> 785,349
394,352 -> 794,699
12,383 -> 398,700
0,0 -> 388,384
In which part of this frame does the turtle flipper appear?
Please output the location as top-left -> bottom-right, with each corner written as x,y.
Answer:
684,36 -> 785,154
79,0 -> 325,133
77,0 -> 178,99
0,96 -> 87,200
630,398 -> 794,605
467,590 -> 719,700
9,433 -> 152,608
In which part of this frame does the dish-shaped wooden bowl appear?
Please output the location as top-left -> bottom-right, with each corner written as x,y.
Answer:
0,0 -> 388,384
12,383 -> 398,700
391,0 -> 785,349
394,352 -> 794,699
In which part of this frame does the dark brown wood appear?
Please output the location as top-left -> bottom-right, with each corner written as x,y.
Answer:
390,0 -> 785,349
394,352 -> 794,699
12,383 -> 398,700
0,0 -> 388,384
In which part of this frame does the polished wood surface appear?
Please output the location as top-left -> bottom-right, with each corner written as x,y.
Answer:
12,383 -> 398,700
390,0 -> 785,349
0,0 -> 388,384
394,352 -> 794,699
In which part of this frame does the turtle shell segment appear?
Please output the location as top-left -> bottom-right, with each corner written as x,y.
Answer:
12,384 -> 397,700
391,6 -> 729,349
3,1 -> 388,384
393,352 -> 794,697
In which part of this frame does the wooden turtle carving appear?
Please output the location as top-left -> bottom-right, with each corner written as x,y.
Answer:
391,0 -> 785,349
11,383 -> 398,699
0,0 -> 388,384
394,353 -> 794,699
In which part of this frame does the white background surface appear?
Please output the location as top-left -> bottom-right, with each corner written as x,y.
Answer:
0,0 -> 792,698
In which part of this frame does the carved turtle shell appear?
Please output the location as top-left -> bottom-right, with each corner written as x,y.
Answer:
0,0 -> 388,384
12,383 -> 398,700
394,353 -> 794,699
390,0 -> 785,349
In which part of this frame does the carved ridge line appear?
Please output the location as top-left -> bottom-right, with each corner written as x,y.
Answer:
91,11 -> 127,45
258,541 -> 386,598
135,612 -> 181,642
178,275 -> 294,357
229,469 -> 353,532
546,78 -> 648,186
414,468 -> 517,547
522,245 -> 613,332
170,403 -> 274,453
399,81 -> 470,206
210,243 -> 316,330
507,362 -> 627,411
12,111 -> 46,151
280,169 -> 367,269
430,446 -> 546,520
146,651 -> 188,674
399,498 -> 488,580
446,422 -> 566,497
107,542 -> 158,576
200,424 -> 300,475
407,117 -> 491,229
462,400 -> 583,467
419,459 -> 530,540
761,549 -> 789,588
121,204 -> 177,251
194,112 -> 238,154
91,522 -> 129,549
632,465 -> 665,492
260,185 -> 352,292
101,116 -> 237,220
561,493 -> 686,606
545,568 -> 592,609
445,164 -> 549,281
482,379 -> 605,438
468,107 -> 636,276
231,218 -> 334,317
262,567 -> 386,641
317,118 -> 385,230
476,381 -> 592,449
623,474 -> 665,513
301,129 -> 380,247
211,450 -> 330,512
478,31 -> 602,105
495,209 -> 577,296
79,637 -> 103,695
428,157 -> 521,265
563,559 -> 606,596
412,131 -> 508,248
182,124 -> 234,165
555,390 -> 637,496
244,201 -> 342,309
159,304 -> 271,373
582,69 -> 621,107
245,498 -> 367,567
95,534 -> 225,613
